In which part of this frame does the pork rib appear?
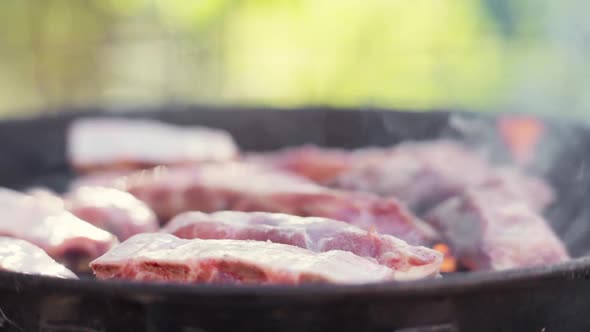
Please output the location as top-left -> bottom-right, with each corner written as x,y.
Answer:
332,140 -> 553,212
66,186 -> 160,240
244,145 -> 387,183
95,163 -> 437,245
68,117 -> 238,172
164,211 -> 442,280
424,188 -> 569,271
30,187 -> 159,241
0,237 -> 77,279
70,170 -> 135,189
0,188 -> 118,271
91,233 -> 395,284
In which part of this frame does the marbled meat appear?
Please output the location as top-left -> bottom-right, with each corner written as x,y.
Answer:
29,187 -> 159,241
332,140 -> 553,212
0,188 -> 118,271
244,145 -> 387,183
424,188 -> 569,271
91,233 -> 395,284
164,211 -> 442,280
66,186 -> 160,240
89,162 -> 437,245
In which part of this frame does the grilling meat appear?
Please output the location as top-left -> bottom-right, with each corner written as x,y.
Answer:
66,187 -> 159,240
30,187 -> 159,241
164,211 -> 442,280
332,140 -> 553,212
477,167 -> 554,212
424,188 -> 569,271
60,119 -> 567,277
0,188 -> 118,271
68,118 -> 238,172
244,145 -> 387,183
91,233 -> 395,284
70,170 -> 135,189
0,237 -> 77,279
88,162 -> 437,245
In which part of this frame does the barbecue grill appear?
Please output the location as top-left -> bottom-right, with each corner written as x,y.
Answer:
0,105 -> 589,332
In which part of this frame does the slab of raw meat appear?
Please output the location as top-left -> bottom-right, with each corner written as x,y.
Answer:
68,118 -> 238,172
424,188 -> 569,271
0,188 -> 118,271
244,145 -> 387,183
332,140 -> 553,212
0,237 -> 77,279
70,170 -> 134,189
91,163 -> 437,245
29,187 -> 159,241
164,211 -> 442,280
478,167 -> 554,212
91,233 -> 395,284
27,187 -> 65,207
66,187 -> 160,240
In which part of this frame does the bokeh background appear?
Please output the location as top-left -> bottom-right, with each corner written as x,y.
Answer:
0,0 -> 588,117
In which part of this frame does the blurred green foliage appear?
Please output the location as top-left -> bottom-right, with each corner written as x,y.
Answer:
0,0 -> 587,116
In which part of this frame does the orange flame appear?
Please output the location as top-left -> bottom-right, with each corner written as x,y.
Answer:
498,116 -> 545,166
433,243 -> 457,273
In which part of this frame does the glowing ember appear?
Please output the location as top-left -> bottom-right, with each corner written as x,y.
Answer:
498,116 -> 545,166
433,243 -> 457,273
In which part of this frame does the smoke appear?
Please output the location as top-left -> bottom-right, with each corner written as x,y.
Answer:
380,110 -> 590,257
445,112 -> 590,257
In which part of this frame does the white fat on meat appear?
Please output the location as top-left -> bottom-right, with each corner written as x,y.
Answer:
164,211 -> 442,280
91,233 -> 396,285
0,188 -> 118,264
68,117 -> 238,169
0,237 -> 77,279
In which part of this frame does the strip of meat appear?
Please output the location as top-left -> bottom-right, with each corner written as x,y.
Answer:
66,187 -> 160,240
0,188 -> 118,271
29,187 -> 159,240
478,167 -> 554,212
0,237 -> 77,279
244,145 -> 387,183
424,188 -> 569,271
90,233 -> 395,284
68,118 -> 238,172
91,163 -> 437,245
332,140 -> 553,212
70,170 -> 134,189
163,211 -> 442,280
